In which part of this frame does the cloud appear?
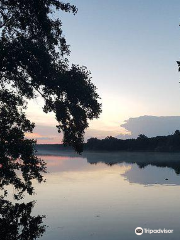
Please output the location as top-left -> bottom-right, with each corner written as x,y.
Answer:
25,115 -> 180,143
121,115 -> 180,138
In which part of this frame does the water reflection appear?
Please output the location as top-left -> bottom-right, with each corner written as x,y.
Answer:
0,198 -> 46,240
84,152 -> 180,174
4,149 -> 180,240
39,151 -> 180,186
0,150 -> 46,239
84,152 -> 180,185
122,164 -> 180,185
36,152 -> 180,240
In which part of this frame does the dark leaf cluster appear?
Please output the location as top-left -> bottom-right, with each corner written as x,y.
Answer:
0,0 -> 101,153
0,89 -> 46,199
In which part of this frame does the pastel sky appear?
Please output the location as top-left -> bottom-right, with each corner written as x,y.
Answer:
26,0 -> 180,143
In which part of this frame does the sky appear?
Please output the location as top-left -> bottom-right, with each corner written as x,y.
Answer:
26,0 -> 180,143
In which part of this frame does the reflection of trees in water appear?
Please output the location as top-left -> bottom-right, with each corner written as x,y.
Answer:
0,147 -> 46,239
0,158 -> 46,240
0,91 -> 47,238
0,91 -> 47,239
0,198 -> 46,240
0,155 -> 46,200
0,133 -> 47,239
85,152 -> 180,175
0,156 -> 46,239
136,162 -> 180,175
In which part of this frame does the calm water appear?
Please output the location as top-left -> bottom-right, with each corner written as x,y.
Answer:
18,152 -> 180,239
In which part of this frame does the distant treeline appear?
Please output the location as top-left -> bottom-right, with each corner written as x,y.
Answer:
36,130 -> 180,152
85,130 -> 180,152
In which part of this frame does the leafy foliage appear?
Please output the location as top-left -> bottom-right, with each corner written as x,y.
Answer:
0,0 -> 101,153
0,0 -> 101,198
0,89 -> 46,199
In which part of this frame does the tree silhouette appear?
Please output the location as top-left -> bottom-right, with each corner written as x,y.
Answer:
85,131 -> 180,152
0,89 -> 46,199
0,0 -> 101,197
0,0 -> 101,153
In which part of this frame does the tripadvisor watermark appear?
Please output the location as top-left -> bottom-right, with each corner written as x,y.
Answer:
135,227 -> 173,235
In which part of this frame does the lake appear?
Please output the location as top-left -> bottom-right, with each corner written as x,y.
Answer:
12,151 -> 180,239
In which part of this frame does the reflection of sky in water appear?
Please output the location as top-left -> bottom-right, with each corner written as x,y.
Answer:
24,153 -> 180,240
122,164 -> 180,186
